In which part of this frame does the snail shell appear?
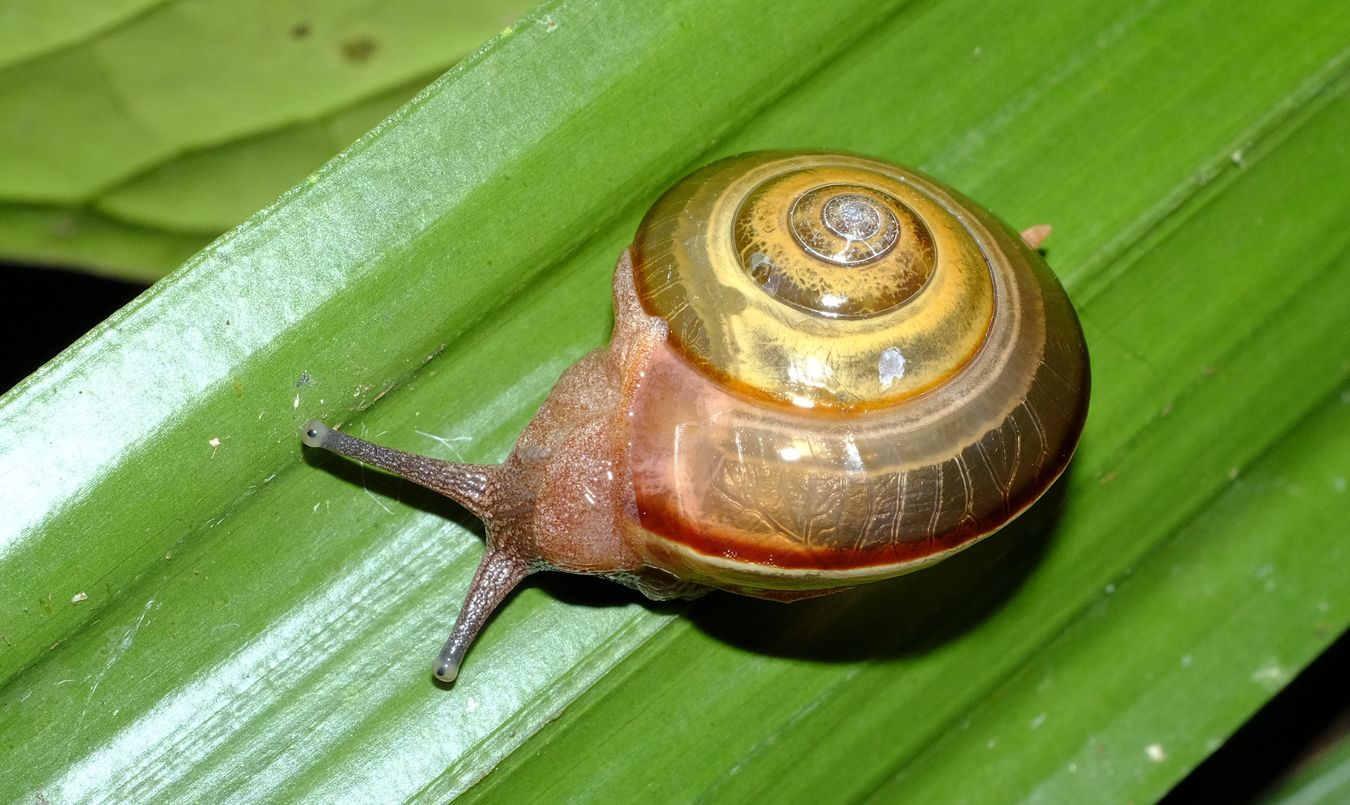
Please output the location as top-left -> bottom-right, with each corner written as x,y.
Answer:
302,151 -> 1090,682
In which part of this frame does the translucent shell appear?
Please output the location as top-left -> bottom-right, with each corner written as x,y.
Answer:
633,152 -> 996,411
624,152 -> 1090,589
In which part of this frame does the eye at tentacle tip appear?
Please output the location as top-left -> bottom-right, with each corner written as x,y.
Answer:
300,419 -> 333,448
433,657 -> 460,684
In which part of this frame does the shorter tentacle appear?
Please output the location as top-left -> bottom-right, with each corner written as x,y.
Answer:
433,549 -> 531,682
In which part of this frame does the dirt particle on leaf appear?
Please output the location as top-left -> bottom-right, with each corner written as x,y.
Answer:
341,37 -> 378,63
51,215 -> 76,238
1251,662 -> 1290,688
291,22 -> 311,39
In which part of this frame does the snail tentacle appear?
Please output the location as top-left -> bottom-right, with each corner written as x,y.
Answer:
433,548 -> 531,682
300,420 -> 495,516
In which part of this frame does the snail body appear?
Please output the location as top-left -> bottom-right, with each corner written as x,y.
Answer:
302,152 -> 1090,682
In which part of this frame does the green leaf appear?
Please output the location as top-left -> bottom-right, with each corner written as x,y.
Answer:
93,75 -> 436,234
0,0 -> 533,280
0,203 -> 206,283
1,0 -> 1346,801
0,0 -> 167,71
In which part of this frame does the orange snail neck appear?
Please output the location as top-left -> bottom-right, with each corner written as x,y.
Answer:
433,255 -> 680,679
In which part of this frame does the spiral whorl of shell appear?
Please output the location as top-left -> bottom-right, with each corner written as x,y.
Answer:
632,152 -> 996,411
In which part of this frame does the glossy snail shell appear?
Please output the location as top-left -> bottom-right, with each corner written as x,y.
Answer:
302,151 -> 1090,682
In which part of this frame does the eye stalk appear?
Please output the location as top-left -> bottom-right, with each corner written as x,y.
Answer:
430,550 -> 528,683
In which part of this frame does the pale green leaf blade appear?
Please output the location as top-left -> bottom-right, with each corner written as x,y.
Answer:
93,75 -> 437,234
0,0 -> 167,70
0,0 -> 532,279
0,204 -> 206,283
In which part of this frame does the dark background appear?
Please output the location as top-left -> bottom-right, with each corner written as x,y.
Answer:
3,263 -> 144,392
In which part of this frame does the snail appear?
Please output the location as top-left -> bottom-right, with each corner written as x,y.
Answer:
302,151 -> 1090,682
